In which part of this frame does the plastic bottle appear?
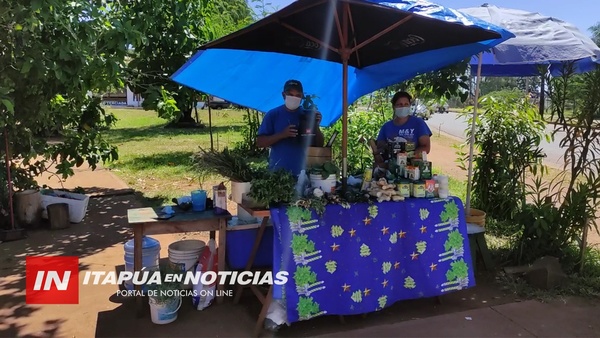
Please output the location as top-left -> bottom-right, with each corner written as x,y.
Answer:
296,170 -> 308,197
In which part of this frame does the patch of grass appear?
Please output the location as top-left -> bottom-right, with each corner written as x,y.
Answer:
494,245 -> 600,301
104,108 -> 249,204
485,223 -> 600,301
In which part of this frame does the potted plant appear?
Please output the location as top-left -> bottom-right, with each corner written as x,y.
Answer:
247,169 -> 296,209
308,161 -> 339,194
146,265 -> 183,325
192,147 -> 257,204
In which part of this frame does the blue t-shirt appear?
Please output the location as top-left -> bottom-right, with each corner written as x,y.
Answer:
376,116 -> 432,149
258,105 -> 311,176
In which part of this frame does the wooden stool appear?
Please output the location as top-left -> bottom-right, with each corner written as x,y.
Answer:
47,203 -> 70,230
467,223 -> 493,272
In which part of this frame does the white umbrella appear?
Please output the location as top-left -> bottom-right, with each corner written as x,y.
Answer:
459,4 -> 600,213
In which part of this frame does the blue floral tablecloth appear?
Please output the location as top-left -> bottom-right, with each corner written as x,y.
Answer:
270,196 -> 475,323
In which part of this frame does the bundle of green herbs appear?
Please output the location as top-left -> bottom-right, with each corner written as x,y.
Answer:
248,169 -> 296,207
192,147 -> 256,182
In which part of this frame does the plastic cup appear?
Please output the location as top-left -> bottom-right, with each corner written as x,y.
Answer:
191,190 -> 207,212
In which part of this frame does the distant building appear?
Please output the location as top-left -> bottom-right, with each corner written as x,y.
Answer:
101,87 -> 143,107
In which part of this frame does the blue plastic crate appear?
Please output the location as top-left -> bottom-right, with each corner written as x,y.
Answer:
226,226 -> 273,270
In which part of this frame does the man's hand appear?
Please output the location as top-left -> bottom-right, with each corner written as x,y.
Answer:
315,111 -> 322,126
279,125 -> 298,138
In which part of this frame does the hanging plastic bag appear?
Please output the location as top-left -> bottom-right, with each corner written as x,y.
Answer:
192,239 -> 218,310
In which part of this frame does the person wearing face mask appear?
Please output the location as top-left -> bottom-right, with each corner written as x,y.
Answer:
257,79 -> 324,176
374,91 -> 432,167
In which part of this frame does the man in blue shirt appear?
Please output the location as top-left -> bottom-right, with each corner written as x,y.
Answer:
257,80 -> 324,176
374,91 -> 432,166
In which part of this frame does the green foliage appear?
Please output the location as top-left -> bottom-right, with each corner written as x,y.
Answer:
323,110 -> 386,176
192,146 -> 257,182
458,90 -> 549,221
232,109 -> 266,157
0,0 -> 134,195
248,169 -> 296,206
505,64 -> 600,266
309,161 -> 340,179
126,0 -> 253,121
396,60 -> 471,103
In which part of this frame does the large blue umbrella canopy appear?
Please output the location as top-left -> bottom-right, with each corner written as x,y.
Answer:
172,0 -> 513,127
461,4 -> 600,77
172,0 -> 513,186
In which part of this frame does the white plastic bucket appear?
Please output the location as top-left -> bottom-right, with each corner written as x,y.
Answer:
149,296 -> 182,325
230,181 -> 251,204
123,236 -> 161,291
310,174 -> 337,194
168,240 -> 205,289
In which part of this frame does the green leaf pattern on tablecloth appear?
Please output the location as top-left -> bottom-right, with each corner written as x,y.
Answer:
331,225 -> 344,238
288,206 -> 327,320
360,243 -> 371,257
325,260 -> 337,274
285,199 -> 471,321
368,205 -> 379,218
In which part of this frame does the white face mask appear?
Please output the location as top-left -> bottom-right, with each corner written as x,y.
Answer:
394,107 -> 411,118
285,96 -> 302,110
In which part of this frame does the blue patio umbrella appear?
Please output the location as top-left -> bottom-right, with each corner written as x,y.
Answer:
171,0 -> 514,188
462,4 -> 600,77
457,4 -> 600,212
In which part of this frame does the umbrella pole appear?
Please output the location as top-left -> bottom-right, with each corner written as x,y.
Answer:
342,59 -> 349,192
340,2 -> 350,193
465,53 -> 483,214
208,105 -> 214,151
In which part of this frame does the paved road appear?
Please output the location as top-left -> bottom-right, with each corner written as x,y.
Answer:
426,112 -> 570,170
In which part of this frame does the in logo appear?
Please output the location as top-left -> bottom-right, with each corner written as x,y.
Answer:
26,256 -> 79,304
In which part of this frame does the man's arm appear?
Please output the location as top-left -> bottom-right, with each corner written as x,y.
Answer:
257,134 -> 284,148
415,135 -> 431,156
312,128 -> 325,147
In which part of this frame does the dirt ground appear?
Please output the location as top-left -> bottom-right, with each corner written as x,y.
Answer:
1,134 -> 598,337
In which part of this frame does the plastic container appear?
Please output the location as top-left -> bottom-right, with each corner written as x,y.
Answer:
168,240 -> 205,289
191,190 -> 207,212
123,236 -> 161,291
310,174 -> 337,194
149,296 -> 182,325
226,224 -> 274,269
398,180 -> 411,198
230,182 -> 251,204
40,189 -> 90,223
412,180 -> 426,198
